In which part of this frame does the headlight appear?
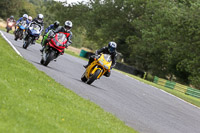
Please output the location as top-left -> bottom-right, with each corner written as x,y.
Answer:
8,23 -> 13,26
99,61 -> 104,66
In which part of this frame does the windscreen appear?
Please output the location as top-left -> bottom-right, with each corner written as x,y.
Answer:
53,33 -> 67,47
103,54 -> 112,62
21,21 -> 27,27
31,24 -> 41,31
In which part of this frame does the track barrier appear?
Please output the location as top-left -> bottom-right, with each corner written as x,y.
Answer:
153,76 -> 200,98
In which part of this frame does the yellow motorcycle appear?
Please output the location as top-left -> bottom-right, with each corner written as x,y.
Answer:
81,54 -> 112,84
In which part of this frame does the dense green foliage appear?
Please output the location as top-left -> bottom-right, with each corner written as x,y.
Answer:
0,0 -> 37,19
0,0 -> 199,88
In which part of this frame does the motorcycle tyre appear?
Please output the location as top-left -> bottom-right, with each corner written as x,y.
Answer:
43,51 -> 54,66
86,69 -> 101,85
19,30 -> 23,40
23,38 -> 31,49
81,73 -> 87,82
14,30 -> 19,41
6,28 -> 10,33
40,58 -> 44,65
14,36 -> 18,41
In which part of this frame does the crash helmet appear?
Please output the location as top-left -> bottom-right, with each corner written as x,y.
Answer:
54,21 -> 60,28
64,20 -> 72,30
10,16 -> 14,19
28,16 -> 32,21
37,14 -> 44,22
108,41 -> 117,53
23,14 -> 28,20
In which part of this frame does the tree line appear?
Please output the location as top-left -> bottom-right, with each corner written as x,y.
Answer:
0,0 -> 199,88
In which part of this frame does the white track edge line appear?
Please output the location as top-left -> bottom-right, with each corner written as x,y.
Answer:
114,70 -> 200,110
0,31 -> 22,57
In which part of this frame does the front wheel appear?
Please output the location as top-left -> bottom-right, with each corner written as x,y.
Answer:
19,30 -> 24,40
40,58 -> 44,64
86,69 -> 101,85
23,37 -> 31,49
6,28 -> 10,33
14,30 -> 19,41
42,51 -> 55,66
81,72 -> 87,82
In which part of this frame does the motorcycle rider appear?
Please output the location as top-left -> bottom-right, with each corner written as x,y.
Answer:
32,14 -> 44,26
40,20 -> 73,53
6,16 -> 16,31
41,21 -> 60,46
23,16 -> 32,41
25,14 -> 44,44
15,14 -> 29,33
28,16 -> 32,22
7,15 -> 16,25
15,14 -> 29,30
45,21 -> 60,34
83,42 -> 118,77
14,14 -> 29,40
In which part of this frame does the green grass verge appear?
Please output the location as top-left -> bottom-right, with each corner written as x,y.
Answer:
65,49 -> 88,61
0,36 -> 137,133
116,70 -> 200,107
0,26 -> 14,34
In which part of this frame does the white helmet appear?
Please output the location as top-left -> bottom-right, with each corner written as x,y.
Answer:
37,14 -> 44,23
64,21 -> 73,29
28,16 -> 32,21
108,41 -> 117,53
38,14 -> 44,19
23,14 -> 28,19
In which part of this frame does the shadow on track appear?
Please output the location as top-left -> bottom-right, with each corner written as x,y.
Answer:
71,77 -> 106,91
30,60 -> 64,73
14,44 -> 33,52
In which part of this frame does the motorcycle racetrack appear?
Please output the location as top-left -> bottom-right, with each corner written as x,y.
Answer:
2,30 -> 200,133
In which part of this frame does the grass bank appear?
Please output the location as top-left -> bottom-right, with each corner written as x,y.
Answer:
0,36 -> 137,133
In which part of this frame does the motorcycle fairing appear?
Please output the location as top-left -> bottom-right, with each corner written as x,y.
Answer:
85,54 -> 112,79
28,24 -> 41,36
18,21 -> 27,30
48,32 -> 67,53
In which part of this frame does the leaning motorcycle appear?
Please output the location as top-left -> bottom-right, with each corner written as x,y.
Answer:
40,30 -> 67,66
14,21 -> 27,41
6,21 -> 14,33
23,23 -> 41,49
81,54 -> 112,85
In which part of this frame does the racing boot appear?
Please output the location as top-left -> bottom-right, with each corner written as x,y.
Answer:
40,46 -> 44,53
83,64 -> 89,68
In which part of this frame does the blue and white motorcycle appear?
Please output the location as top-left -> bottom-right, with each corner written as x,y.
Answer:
23,23 -> 41,49
14,21 -> 27,41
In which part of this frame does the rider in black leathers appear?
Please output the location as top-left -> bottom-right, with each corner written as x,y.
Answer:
25,14 -> 44,44
84,42 -> 118,77
40,20 -> 73,53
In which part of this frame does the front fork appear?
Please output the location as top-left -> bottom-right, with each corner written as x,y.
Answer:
86,64 -> 104,79
43,47 -> 59,60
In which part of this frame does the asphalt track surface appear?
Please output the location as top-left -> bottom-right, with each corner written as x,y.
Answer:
2,30 -> 200,133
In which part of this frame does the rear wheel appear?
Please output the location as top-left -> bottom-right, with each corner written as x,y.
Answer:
86,69 -> 101,85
